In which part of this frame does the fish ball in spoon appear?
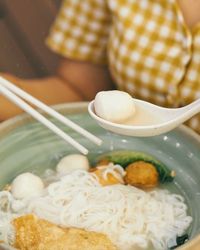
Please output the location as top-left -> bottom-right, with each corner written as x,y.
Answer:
94,90 -> 135,123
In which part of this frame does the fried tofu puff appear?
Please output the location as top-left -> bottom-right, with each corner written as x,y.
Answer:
12,214 -> 117,250
124,161 -> 159,188
92,164 -> 125,186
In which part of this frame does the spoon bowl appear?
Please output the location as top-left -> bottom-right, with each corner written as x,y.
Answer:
88,98 -> 200,137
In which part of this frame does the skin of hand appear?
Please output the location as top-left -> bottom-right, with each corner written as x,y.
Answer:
0,59 -> 114,121
177,0 -> 200,29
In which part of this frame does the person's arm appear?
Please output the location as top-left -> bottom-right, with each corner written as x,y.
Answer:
0,59 -> 114,121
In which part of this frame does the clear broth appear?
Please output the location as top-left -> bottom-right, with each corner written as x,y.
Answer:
121,105 -> 162,126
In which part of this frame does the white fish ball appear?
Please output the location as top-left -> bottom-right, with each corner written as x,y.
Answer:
94,90 -> 135,123
56,154 -> 90,175
11,172 -> 44,199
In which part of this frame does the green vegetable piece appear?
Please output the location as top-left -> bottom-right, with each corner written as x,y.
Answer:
97,150 -> 175,183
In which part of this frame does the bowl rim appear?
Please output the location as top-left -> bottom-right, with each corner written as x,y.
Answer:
0,101 -> 200,250
0,102 -> 88,138
0,102 -> 200,144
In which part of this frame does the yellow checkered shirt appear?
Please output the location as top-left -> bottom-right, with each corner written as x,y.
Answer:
47,0 -> 200,134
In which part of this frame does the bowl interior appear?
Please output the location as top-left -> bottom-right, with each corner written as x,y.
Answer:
0,102 -> 200,249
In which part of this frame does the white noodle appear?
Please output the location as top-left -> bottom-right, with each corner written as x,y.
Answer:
0,170 -> 192,250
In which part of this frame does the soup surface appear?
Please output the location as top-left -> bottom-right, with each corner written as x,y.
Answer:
121,105 -> 162,126
0,150 -> 192,250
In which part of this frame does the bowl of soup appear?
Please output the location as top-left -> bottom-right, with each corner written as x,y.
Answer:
0,102 -> 200,250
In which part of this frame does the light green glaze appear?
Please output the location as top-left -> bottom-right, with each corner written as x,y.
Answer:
0,102 -> 200,249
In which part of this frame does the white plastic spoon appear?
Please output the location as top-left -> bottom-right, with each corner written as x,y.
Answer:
88,98 -> 200,137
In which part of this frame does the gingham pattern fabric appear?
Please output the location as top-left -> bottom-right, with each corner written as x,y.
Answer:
47,0 -> 200,134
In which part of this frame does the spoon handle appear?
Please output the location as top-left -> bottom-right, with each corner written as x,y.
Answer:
177,98 -> 200,120
182,98 -> 200,111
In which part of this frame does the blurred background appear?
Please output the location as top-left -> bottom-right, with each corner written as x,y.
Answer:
0,0 -> 61,78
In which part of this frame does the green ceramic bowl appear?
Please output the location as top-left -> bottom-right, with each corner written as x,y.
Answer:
0,102 -> 200,250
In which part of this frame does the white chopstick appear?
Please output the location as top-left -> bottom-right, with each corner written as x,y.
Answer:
0,76 -> 102,146
0,83 -> 88,155
0,76 -> 103,154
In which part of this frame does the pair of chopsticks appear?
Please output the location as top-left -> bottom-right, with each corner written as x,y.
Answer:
0,76 -> 102,155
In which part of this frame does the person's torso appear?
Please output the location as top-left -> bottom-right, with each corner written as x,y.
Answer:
106,0 -> 200,107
